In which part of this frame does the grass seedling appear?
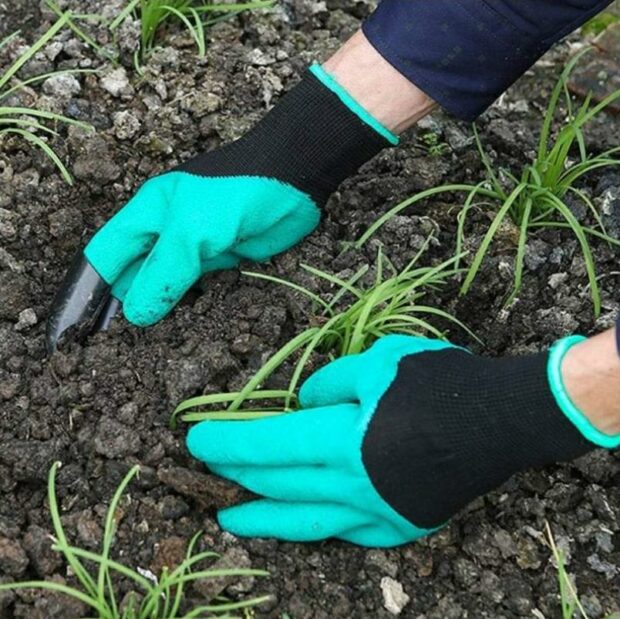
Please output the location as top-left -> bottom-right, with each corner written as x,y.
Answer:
545,521 -> 620,619
172,239 -> 474,426
357,49 -> 620,316
0,462 -> 270,618
0,14 -> 93,184
110,0 -> 275,64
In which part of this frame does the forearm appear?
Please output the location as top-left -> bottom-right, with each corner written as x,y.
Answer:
562,326 -> 620,436
323,31 -> 436,134
359,0 -> 614,121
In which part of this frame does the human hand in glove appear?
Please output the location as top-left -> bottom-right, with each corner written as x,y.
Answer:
46,63 -> 397,349
187,334 -> 619,548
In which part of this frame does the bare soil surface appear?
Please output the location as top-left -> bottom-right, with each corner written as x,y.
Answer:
0,2 -> 619,617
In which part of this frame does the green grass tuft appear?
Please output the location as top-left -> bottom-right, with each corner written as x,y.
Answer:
172,239 -> 475,426
0,13 -> 94,184
357,49 -> 620,316
546,521 -> 619,619
111,0 -> 275,64
0,462 -> 270,618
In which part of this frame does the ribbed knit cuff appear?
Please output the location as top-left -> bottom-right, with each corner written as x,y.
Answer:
548,335 -> 620,449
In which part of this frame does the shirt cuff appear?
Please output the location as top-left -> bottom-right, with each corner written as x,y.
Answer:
362,0 -> 613,121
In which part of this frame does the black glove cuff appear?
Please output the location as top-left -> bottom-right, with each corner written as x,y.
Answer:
362,349 -> 594,529
177,68 -> 394,205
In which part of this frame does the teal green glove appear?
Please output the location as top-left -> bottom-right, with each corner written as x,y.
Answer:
188,336 -> 451,546
46,64 -> 395,335
187,334 -> 612,548
84,174 -> 320,325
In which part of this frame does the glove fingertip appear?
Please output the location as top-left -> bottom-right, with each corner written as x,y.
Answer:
122,294 -> 168,327
217,506 -> 247,536
185,423 -> 210,461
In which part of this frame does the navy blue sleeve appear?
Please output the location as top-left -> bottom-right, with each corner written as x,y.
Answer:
362,0 -> 613,121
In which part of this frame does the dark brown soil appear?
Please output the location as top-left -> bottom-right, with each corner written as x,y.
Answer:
0,2 -> 619,618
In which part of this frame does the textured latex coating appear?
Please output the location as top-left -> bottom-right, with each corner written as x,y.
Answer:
187,336 -> 453,547
85,173 -> 319,326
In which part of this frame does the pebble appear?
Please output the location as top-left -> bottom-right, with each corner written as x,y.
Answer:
0,537 -> 28,576
587,553 -> 619,580
94,417 -> 141,458
380,577 -> 410,615
42,73 -> 81,97
14,308 -> 37,331
548,272 -> 568,289
192,547 -> 255,599
22,525 -> 62,576
100,67 -> 133,98
365,549 -> 399,578
113,110 -> 142,140
247,48 -> 276,66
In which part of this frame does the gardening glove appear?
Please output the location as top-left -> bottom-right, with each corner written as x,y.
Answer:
187,334 -> 619,547
46,64 -> 398,350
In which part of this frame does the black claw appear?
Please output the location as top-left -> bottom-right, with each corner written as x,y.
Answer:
93,296 -> 122,332
46,252 -> 119,353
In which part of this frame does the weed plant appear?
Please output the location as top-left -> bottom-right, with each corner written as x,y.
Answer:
0,462 -> 269,618
357,50 -> 620,316
172,240 -> 473,426
545,521 -> 620,619
0,13 -> 92,184
110,0 -> 274,63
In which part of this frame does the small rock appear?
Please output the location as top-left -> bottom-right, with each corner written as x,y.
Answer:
0,537 -> 28,576
158,495 -> 189,520
581,594 -> 604,618
76,510 -> 103,548
444,124 -> 474,151
0,208 -> 17,239
502,575 -> 533,615
598,185 -> 620,235
587,553 -> 619,580
192,547 -> 255,600
427,595 -> 463,619
113,110 -> 141,140
185,92 -> 223,116
100,67 -> 133,98
493,528 -> 517,558
15,308 -> 37,331
247,48 -> 276,66
453,557 -> 479,587
0,271 -> 31,320
365,549 -> 398,578
73,136 -> 121,184
516,535 -> 541,570
23,525 -> 62,576
594,530 -> 614,554
44,41 -> 64,61
157,466 -> 246,509
0,371 -> 21,400
380,577 -> 410,615
94,417 -> 141,458
42,74 -> 81,97
548,272 -> 568,289
150,537 -> 187,575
